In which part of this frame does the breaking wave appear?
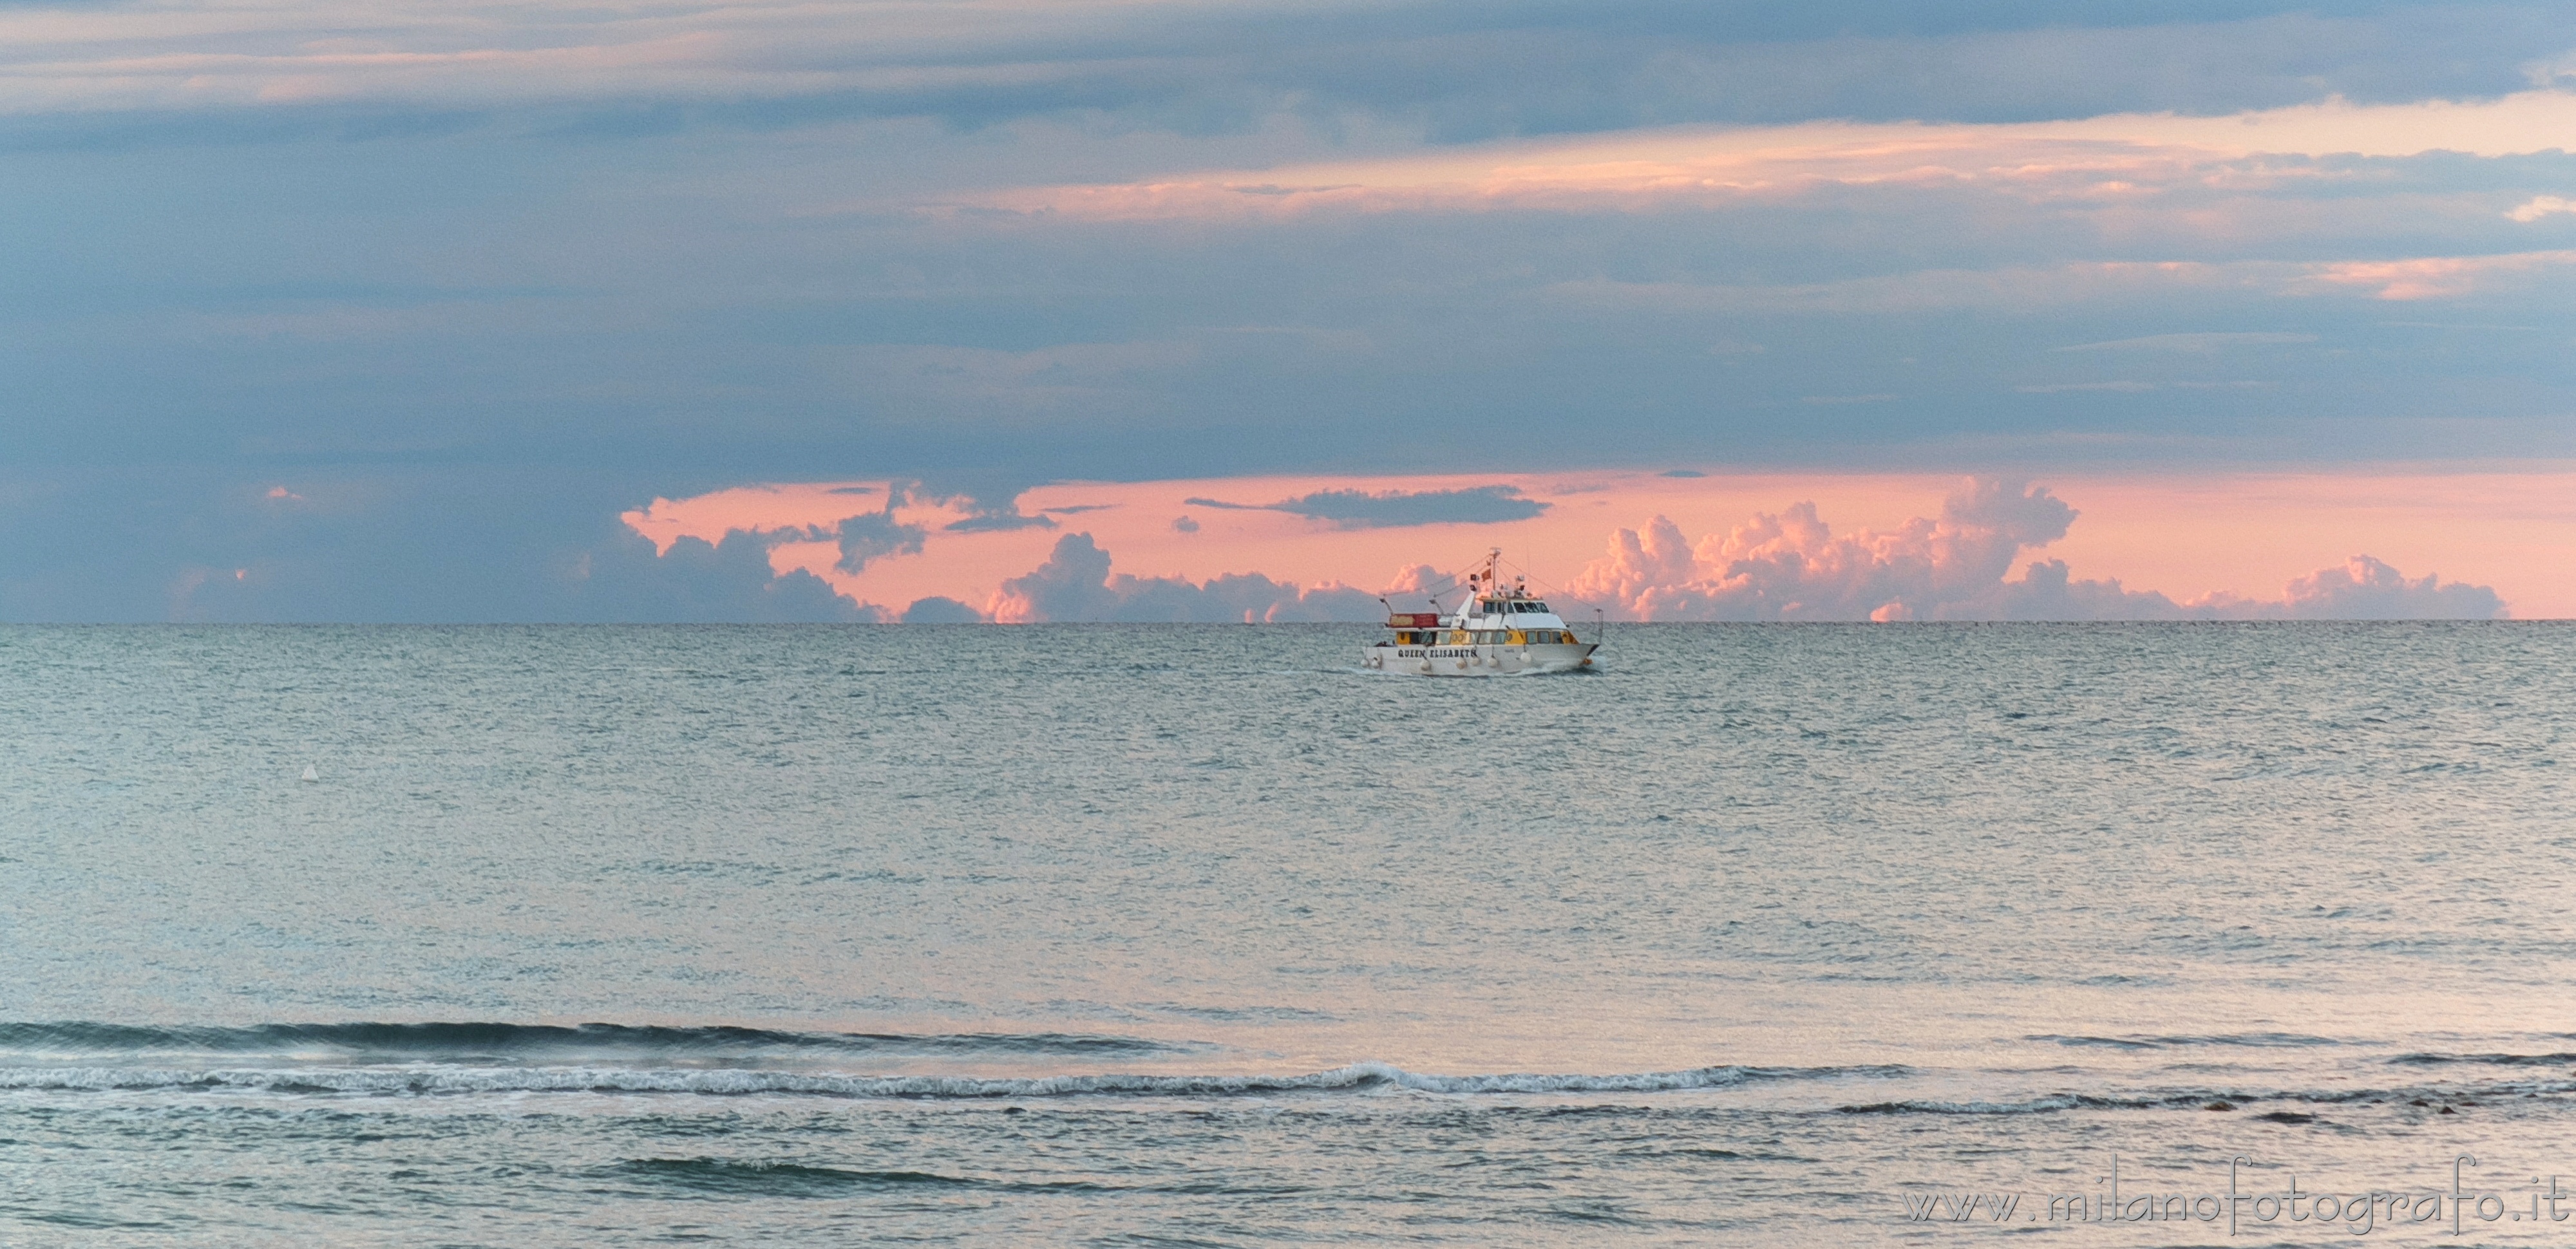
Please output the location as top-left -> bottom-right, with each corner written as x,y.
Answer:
0,1021 -> 1188,1060
0,1060 -> 1905,1100
609,1158 -> 1117,1196
2027,1033 -> 2345,1051
2388,1051 -> 2576,1067
1835,1077 -> 2576,1116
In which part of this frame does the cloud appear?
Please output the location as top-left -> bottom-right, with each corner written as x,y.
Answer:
2506,194 -> 2576,222
1543,261 -> 2251,315
1566,478 -> 2505,621
834,509 -> 928,574
1567,479 -> 2078,621
898,596 -> 983,623
2057,332 -> 2318,352
2273,556 -> 2508,619
2017,380 -> 2155,392
2000,556 -> 2505,620
944,511 -> 1057,533
1179,485 -> 1549,528
6,1 -> 2563,135
971,90 -> 2576,222
985,532 -> 1382,623
2301,249 -> 2576,300
561,527 -> 871,623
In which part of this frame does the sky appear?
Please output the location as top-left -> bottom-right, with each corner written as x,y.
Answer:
4,0 -> 2573,621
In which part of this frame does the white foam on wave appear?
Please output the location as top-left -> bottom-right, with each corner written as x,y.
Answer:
0,1060 -> 1882,1100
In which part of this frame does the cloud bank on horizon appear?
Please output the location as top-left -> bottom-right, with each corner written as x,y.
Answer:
2,0 -> 2574,619
1561,481 -> 2503,623
612,473 -> 2519,623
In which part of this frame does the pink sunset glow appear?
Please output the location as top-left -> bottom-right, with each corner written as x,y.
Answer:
620,470 -> 2573,622
964,90 -> 2576,224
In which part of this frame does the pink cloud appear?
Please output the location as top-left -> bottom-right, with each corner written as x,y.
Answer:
971,137 -> 2228,223
961,91 -> 2576,224
1567,483 -> 2505,621
1566,480 -> 2085,620
2300,250 -> 2576,300
621,468 -> 2574,621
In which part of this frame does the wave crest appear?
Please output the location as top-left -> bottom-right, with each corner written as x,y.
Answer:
0,1021 -> 1186,1060
0,1060 -> 1903,1100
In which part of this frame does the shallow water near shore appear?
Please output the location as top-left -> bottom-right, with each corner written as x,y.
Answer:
3,622 -> 2573,1244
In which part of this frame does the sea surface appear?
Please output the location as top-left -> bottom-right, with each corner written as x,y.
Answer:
3,623 -> 2573,1246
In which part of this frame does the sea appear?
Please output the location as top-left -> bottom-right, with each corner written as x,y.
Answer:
2,623 -> 2573,1246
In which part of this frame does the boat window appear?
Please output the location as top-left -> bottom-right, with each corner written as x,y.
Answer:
1528,601 -> 1548,613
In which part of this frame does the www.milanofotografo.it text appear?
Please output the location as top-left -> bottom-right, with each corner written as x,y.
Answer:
1900,1156 -> 2575,1234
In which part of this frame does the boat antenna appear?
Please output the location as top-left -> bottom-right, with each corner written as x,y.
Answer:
1492,549 -> 1609,644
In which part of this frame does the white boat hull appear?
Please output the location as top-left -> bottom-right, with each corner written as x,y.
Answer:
1362,641 -> 1596,677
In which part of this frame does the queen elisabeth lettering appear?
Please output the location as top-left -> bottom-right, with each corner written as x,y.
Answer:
1902,1156 -> 2573,1235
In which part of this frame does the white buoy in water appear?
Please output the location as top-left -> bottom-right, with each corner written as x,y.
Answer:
301,765 -> 318,782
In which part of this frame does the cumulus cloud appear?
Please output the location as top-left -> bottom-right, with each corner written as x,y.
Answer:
834,509 -> 928,574
1180,485 -> 1548,528
1566,479 -> 2077,621
2271,556 -> 2508,619
898,596 -> 983,623
571,528 -> 871,623
1567,480 -> 2505,621
985,533 -> 1383,623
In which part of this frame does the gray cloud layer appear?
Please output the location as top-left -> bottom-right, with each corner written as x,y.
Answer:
1181,485 -> 1549,528
7,0 -> 2564,138
987,534 -> 1381,623
2,2 -> 2571,617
